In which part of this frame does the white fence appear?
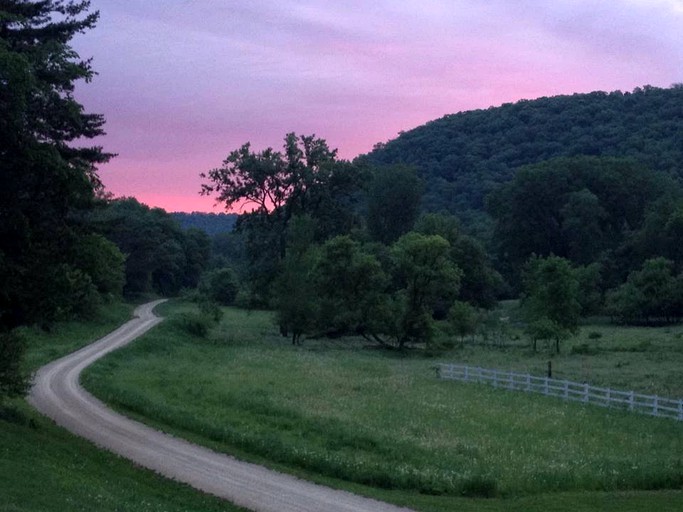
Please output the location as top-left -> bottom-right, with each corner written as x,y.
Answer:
435,363 -> 683,421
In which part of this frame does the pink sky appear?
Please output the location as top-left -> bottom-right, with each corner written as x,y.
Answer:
72,0 -> 683,213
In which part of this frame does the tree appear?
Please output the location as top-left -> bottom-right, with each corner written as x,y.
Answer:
200,267 -> 239,306
273,216 -> 319,344
1,1 -> 110,397
387,233 -> 461,347
448,301 -> 479,344
415,213 -> 502,309
90,198 -> 207,297
202,133 -> 361,303
606,257 -> 679,324
313,235 -> 388,339
522,255 -> 580,353
366,165 -> 423,244
488,157 -> 673,289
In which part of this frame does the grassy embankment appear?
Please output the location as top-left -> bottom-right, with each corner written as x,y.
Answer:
82,301 -> 683,512
1,301 -> 245,512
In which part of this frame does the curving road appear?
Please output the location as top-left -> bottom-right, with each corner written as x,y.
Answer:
29,300 -> 414,512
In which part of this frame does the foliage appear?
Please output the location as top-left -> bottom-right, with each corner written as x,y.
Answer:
0,330 -> 27,400
365,85 -> 683,226
0,0 -> 113,348
72,233 -> 126,297
387,233 -> 462,347
522,256 -> 580,353
415,213 -> 502,308
273,216 -> 319,344
488,156 -> 674,288
170,212 -> 238,236
606,258 -> 682,325
89,198 -> 210,297
448,301 -> 479,342
203,133 -> 363,303
312,235 -> 389,340
365,165 -> 423,244
199,267 -> 239,306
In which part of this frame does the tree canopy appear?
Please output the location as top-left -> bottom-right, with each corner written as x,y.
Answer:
364,85 -> 683,232
1,0 -> 113,398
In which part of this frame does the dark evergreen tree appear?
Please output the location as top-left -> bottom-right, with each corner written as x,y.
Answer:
1,1 -> 111,397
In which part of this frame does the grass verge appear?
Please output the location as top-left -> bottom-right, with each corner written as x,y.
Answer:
2,301 -> 245,512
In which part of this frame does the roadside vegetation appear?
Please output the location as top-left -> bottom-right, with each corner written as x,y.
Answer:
0,303 -> 245,512
83,302 -> 683,511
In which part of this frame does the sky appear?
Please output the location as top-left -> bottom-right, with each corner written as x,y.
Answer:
71,0 -> 683,213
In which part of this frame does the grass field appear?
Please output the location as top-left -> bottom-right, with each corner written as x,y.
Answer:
82,301 -> 683,511
1,302 -> 245,512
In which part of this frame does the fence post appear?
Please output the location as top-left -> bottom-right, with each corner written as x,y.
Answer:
583,383 -> 589,403
493,369 -> 498,388
606,388 -> 611,408
564,380 -> 569,399
464,365 -> 469,382
653,395 -> 659,417
629,391 -> 634,411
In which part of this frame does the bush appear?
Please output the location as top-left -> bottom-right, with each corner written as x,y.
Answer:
0,331 -> 28,399
199,268 -> 239,306
171,312 -> 214,338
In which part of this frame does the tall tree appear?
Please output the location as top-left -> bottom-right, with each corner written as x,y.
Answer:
522,255 -> 580,353
202,133 -> 360,303
387,233 -> 461,347
1,1 -> 110,397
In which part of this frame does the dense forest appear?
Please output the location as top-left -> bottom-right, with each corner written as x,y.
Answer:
364,85 -> 683,230
171,212 -> 237,236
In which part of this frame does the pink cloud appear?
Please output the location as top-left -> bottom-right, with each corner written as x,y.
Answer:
72,1 -> 683,213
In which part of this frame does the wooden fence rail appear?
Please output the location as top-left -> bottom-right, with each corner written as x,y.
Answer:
435,363 -> 683,421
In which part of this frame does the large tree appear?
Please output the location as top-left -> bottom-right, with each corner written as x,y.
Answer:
201,133 -> 361,303
1,1 -> 111,398
522,255 -> 580,353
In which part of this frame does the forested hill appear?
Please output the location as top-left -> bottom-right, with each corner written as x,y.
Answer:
364,85 -> 683,217
171,212 -> 237,236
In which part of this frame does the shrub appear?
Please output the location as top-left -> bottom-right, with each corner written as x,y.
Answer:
171,312 -> 214,338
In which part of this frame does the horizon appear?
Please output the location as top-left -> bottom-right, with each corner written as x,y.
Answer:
72,0 -> 683,213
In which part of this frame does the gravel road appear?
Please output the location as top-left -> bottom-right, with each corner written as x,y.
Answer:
29,300 -> 414,512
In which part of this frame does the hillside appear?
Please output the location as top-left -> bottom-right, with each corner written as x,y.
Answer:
171,212 -> 238,236
364,85 -> 683,220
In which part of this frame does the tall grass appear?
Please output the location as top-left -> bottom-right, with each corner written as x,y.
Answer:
83,303 -> 683,500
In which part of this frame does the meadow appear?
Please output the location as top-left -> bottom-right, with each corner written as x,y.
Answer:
1,302 -> 245,512
81,301 -> 683,511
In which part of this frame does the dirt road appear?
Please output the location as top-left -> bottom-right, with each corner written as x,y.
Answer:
29,300 -> 414,512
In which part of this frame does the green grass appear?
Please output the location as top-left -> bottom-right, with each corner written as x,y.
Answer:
2,302 -> 245,512
436,300 -> 683,397
82,302 -> 683,511
19,301 -> 134,372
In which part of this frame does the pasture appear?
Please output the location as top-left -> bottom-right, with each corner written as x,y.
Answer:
82,302 -> 683,511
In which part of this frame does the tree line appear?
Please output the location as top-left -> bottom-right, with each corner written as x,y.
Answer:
365,84 -> 683,238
